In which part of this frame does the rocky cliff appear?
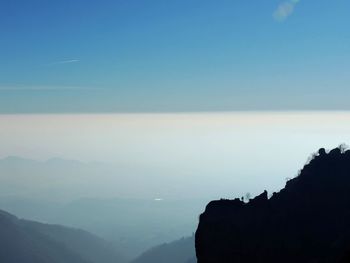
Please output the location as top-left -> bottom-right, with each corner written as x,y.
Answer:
195,147 -> 350,263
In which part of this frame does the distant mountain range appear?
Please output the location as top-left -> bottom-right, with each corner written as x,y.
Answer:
0,209 -> 125,263
0,156 -> 206,258
196,147 -> 350,262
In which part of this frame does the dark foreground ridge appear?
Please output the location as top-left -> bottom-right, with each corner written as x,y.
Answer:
195,147 -> 350,263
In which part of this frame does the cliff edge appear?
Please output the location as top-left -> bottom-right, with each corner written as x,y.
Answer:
195,147 -> 350,263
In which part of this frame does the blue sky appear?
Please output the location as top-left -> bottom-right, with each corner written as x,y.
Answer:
1,0 -> 350,113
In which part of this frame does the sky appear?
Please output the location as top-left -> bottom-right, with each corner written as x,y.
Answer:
1,0 -> 350,113
1,1 -> 350,198
1,112 -> 350,200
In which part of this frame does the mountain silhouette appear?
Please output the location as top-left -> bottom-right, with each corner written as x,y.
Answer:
195,146 -> 350,263
0,209 -> 125,263
131,235 -> 195,263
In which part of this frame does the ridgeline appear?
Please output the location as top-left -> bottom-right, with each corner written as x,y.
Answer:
196,147 -> 350,263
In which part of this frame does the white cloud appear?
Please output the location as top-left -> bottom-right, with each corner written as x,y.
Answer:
273,0 -> 300,22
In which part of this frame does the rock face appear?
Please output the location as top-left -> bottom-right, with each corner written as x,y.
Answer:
195,147 -> 350,263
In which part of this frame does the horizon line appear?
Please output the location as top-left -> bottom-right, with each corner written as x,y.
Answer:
1,110 -> 350,116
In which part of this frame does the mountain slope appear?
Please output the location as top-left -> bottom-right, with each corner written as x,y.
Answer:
0,209 -> 125,263
196,147 -> 350,263
0,156 -> 206,258
131,235 -> 195,263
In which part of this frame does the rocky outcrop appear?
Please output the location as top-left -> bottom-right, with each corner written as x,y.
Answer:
195,147 -> 350,263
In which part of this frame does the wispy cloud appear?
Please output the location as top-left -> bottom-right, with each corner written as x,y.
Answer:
47,59 -> 80,66
273,0 -> 300,22
0,86 -> 96,91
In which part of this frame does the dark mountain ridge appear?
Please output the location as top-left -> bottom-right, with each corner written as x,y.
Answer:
196,147 -> 350,262
0,209 -> 125,263
131,235 -> 195,263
